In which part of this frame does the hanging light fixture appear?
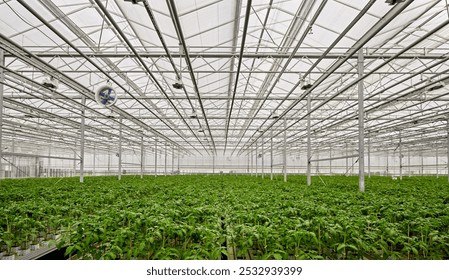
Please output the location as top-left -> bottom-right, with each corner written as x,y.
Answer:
172,43 -> 184,90
124,0 -> 144,4
301,78 -> 312,90
385,0 -> 405,5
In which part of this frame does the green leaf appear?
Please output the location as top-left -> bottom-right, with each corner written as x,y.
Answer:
337,243 -> 346,252
65,245 -> 74,256
347,244 -> 358,252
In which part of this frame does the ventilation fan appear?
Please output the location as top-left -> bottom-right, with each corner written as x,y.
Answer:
95,85 -> 118,107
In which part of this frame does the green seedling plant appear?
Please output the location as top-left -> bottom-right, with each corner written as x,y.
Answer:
1,175 -> 449,259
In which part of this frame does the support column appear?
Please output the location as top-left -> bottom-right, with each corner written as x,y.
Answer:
177,146 -> 180,172
93,144 -> 96,176
345,142 -> 348,175
154,139 -> 158,176
386,149 -> 389,176
164,142 -> 167,176
34,157 -> 39,178
408,148 -> 411,177
73,148 -> 77,177
399,131 -> 402,180
80,96 -> 85,183
357,50 -> 365,191
251,148 -> 253,176
436,145 -> 439,178
212,153 -> 215,174
118,116 -> 122,181
261,134 -> 264,179
108,149 -> 111,175
141,135 -> 144,179
368,136 -> 371,178
255,141 -> 258,177
307,93 -> 312,186
329,145 -> 332,174
11,135 -> 15,178
47,140 -> 51,177
421,148 -> 424,176
447,120 -> 449,182
283,117 -> 287,182
247,152 -> 250,174
270,130 -> 273,180
9,129 -> 16,178
0,49 -> 3,179
172,145 -> 175,174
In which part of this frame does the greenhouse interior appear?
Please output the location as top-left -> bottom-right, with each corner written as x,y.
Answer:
1,0 -> 449,261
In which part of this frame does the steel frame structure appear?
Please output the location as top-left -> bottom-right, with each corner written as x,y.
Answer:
1,0 -> 449,188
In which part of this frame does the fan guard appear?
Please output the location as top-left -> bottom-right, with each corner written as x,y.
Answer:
95,85 -> 118,107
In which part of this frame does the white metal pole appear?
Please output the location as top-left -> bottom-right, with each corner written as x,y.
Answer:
172,145 -> 175,174
270,130 -> 273,180
368,136 -> 371,178
35,157 -> 39,178
93,144 -> 96,176
386,149 -> 389,176
11,134 -> 15,178
155,139 -> 158,176
345,142 -> 348,175
108,149 -> 111,175
164,142 -> 167,176
251,148 -> 253,176
47,139 -> 51,177
73,148 -> 77,177
421,149 -> 424,176
436,145 -> 439,178
141,135 -> 144,179
80,96 -> 85,183
177,146 -> 180,172
329,145 -> 332,175
283,117 -> 287,182
358,49 -> 365,192
399,131 -> 402,180
447,120 -> 449,182
261,134 -> 264,179
255,141 -> 258,177
118,116 -> 122,180
0,49 -> 3,179
247,152 -> 249,174
307,93 -> 311,186
9,150 -> 13,178
408,148 -> 411,177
